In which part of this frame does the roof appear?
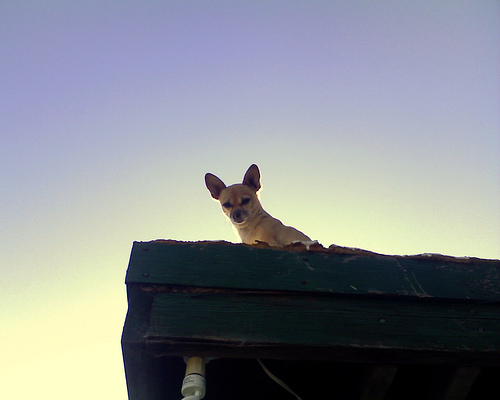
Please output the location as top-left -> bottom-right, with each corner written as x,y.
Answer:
122,240 -> 500,399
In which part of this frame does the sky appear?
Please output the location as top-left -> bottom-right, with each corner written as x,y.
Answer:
1,1 -> 499,399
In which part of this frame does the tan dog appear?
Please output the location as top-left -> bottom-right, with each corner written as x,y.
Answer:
205,164 -> 311,247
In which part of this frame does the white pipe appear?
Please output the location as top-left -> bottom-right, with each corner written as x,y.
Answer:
181,357 -> 206,400
182,394 -> 201,400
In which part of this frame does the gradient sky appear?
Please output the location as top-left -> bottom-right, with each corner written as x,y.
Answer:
1,2 -> 499,399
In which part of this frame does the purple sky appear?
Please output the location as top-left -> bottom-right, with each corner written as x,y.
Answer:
1,2 -> 499,399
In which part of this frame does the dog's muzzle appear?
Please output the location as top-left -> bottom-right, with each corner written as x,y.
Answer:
231,209 -> 248,224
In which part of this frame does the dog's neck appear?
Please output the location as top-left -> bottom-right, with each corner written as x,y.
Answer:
233,208 -> 272,243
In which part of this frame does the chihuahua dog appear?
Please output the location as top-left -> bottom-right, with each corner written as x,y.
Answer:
205,164 -> 311,247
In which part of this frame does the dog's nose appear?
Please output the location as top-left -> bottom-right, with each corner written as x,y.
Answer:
232,209 -> 244,223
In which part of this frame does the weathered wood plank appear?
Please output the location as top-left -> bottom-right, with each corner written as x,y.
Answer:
126,241 -> 500,301
142,288 -> 499,362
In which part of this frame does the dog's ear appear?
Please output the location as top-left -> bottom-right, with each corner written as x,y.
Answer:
205,173 -> 226,200
242,164 -> 261,192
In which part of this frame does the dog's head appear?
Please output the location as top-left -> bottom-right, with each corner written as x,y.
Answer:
205,164 -> 262,227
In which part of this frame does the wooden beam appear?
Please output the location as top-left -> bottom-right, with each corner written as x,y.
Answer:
440,367 -> 482,400
141,287 -> 498,363
360,365 -> 398,400
126,241 -> 500,302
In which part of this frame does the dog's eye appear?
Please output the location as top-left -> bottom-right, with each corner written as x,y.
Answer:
241,198 -> 251,205
222,201 -> 231,209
